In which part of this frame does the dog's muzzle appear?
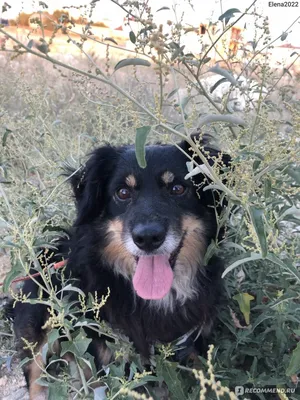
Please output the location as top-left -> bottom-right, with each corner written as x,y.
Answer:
131,221 -> 166,252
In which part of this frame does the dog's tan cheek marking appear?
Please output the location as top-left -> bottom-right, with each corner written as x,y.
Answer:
177,215 -> 207,269
161,171 -> 175,185
125,174 -> 137,188
102,219 -> 136,277
165,216 -> 206,305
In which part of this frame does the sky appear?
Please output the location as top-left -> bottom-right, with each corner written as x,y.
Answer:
1,0 -> 299,45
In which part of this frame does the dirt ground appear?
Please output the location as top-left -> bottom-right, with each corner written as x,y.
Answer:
0,255 -> 10,288
0,367 -> 29,400
0,254 -> 29,400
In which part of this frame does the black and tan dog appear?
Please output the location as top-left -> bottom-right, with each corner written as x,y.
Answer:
10,135 -> 230,399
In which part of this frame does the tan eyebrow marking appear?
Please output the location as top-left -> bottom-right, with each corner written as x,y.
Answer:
161,171 -> 175,185
125,174 -> 137,188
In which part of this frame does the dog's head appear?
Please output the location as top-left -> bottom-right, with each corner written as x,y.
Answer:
70,136 -> 230,307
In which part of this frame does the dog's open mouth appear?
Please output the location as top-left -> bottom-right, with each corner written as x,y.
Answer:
132,236 -> 184,301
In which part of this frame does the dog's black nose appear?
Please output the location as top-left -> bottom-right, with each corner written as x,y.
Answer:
132,222 -> 166,251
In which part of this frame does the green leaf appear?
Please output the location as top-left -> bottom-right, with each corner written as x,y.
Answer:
218,8 -> 241,25
223,242 -> 246,252
114,58 -> 151,72
2,240 -> 21,248
284,166 -> 300,184
283,68 -> 292,78
201,57 -> 211,64
19,357 -> 31,368
233,293 -> 255,325
59,283 -> 85,297
156,7 -> 170,12
248,41 -> 257,50
185,60 -> 200,66
145,386 -> 162,400
39,2 -> 48,9
198,114 -> 245,129
36,42 -> 49,54
135,126 -> 151,168
277,205 -> 300,222
253,160 -> 261,171
130,354 -> 144,372
2,260 -> 24,293
222,252 -> 263,278
61,331 -> 92,358
104,37 -> 118,45
0,219 -> 11,229
47,357 -> 68,370
240,348 -> 261,357
250,356 -> 258,378
286,342 -> 300,376
210,77 -> 228,93
179,95 -> 192,111
203,239 -> 217,265
266,254 -> 300,284
109,361 -> 125,378
129,31 -> 136,44
171,44 -> 185,61
208,65 -> 238,85
2,128 -> 12,147
264,178 -> 272,198
250,313 -> 273,331
78,352 -> 97,377
187,386 -> 201,400
48,381 -> 68,400
129,375 -> 160,390
140,25 -> 155,35
167,88 -> 179,99
27,39 -> 34,49
60,339 -> 91,358
47,329 -> 61,352
156,358 -> 186,400
248,206 -> 268,257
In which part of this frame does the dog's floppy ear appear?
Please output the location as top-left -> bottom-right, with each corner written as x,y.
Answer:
179,133 -> 231,168
70,146 -> 118,225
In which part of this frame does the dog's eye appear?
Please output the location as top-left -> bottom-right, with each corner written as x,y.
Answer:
170,184 -> 185,196
116,188 -> 131,200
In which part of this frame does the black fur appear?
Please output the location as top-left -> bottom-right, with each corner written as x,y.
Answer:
9,136 -> 230,393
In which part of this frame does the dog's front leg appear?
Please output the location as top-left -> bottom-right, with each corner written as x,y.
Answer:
24,351 -> 47,400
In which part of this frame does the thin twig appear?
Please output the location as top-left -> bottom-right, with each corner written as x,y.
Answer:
197,0 -> 258,77
237,16 -> 300,82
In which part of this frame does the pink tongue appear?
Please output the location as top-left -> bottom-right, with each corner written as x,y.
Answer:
133,255 -> 174,300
